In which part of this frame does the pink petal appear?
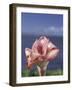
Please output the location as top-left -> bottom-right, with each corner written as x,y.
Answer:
25,48 -> 41,68
38,36 -> 49,56
32,39 -> 39,53
47,48 -> 59,60
25,36 -> 59,68
25,48 -> 33,68
47,41 -> 56,51
32,36 -> 49,56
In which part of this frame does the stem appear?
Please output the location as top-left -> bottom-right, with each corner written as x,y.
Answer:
37,61 -> 49,76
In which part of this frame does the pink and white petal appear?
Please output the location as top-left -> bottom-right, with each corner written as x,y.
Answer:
47,41 -> 56,51
32,39 -> 39,53
46,48 -> 59,61
25,48 -> 33,68
31,52 -> 40,61
39,36 -> 49,56
25,48 -> 32,56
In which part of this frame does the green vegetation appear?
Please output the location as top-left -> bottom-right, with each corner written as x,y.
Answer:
22,69 -> 63,77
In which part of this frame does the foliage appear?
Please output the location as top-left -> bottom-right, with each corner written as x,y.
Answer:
22,69 -> 63,77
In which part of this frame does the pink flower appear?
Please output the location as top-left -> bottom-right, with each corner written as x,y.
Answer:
25,36 -> 59,69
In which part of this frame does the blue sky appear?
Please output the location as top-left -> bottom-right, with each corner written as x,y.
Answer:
21,13 -> 63,36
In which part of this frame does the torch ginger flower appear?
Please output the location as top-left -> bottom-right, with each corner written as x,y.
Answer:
25,36 -> 59,76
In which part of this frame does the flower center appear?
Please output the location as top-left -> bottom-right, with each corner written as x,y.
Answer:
37,44 -> 43,54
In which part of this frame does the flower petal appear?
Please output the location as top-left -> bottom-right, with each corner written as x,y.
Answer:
32,36 -> 49,56
46,48 -> 59,61
47,41 -> 56,51
25,36 -> 59,69
32,39 -> 39,53
25,48 -> 33,68
39,36 -> 49,56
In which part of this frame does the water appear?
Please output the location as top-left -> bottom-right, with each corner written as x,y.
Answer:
21,34 -> 63,71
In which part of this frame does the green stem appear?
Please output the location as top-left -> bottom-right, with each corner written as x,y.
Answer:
37,61 -> 49,76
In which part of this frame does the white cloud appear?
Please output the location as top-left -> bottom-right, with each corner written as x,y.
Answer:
43,26 -> 63,36
22,26 -> 63,36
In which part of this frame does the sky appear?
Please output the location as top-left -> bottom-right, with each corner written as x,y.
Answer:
21,13 -> 63,36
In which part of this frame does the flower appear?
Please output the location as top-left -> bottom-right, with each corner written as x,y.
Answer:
25,36 -> 59,69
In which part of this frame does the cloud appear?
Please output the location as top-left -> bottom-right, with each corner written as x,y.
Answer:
22,26 -> 63,36
43,26 -> 63,36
